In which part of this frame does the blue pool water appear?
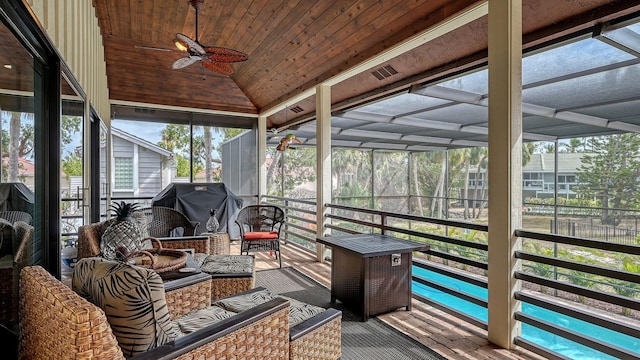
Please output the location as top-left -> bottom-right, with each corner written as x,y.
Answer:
412,267 -> 640,359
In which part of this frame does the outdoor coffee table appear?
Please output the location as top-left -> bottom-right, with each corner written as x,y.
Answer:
317,233 -> 428,321
158,253 -> 202,282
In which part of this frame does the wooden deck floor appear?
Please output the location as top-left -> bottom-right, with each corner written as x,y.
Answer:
243,241 -> 547,360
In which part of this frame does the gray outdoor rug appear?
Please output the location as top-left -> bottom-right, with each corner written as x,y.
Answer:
255,267 -> 447,360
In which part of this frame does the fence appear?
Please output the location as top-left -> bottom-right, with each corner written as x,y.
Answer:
552,219 -> 640,245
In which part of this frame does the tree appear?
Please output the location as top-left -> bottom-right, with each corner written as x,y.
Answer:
203,127 -> 213,181
333,148 -> 372,207
522,142 -> 536,166
61,153 -> 83,178
8,111 -> 21,181
158,124 -> 203,179
158,124 -> 190,152
561,138 -> 586,153
469,147 -> 488,219
265,145 -> 316,198
576,133 -> 640,225
61,115 -> 81,147
175,155 -> 192,177
159,125 -> 242,182
59,115 -> 83,178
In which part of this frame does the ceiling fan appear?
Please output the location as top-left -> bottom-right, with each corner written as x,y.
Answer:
138,0 -> 248,75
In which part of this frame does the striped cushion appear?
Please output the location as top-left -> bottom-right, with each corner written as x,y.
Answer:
213,288 -> 275,312
72,257 -> 182,357
174,306 -> 236,334
278,295 -> 326,327
244,231 -> 278,240
214,289 -> 325,327
195,254 -> 254,275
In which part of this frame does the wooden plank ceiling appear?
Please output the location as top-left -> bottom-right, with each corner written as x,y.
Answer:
94,0 -> 475,115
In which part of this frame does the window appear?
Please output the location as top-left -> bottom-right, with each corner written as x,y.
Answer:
114,157 -> 134,189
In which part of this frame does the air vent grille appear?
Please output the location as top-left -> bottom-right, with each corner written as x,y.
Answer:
290,106 -> 304,113
134,108 -> 156,114
371,65 -> 398,80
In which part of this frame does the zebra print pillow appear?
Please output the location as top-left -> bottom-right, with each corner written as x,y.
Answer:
72,257 -> 182,357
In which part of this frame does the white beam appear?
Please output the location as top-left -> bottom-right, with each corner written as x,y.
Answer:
316,84 -> 331,263
487,0 -> 522,349
258,115 -> 267,202
110,99 -> 258,118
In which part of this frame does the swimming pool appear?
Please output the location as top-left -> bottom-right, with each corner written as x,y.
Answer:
412,267 -> 640,359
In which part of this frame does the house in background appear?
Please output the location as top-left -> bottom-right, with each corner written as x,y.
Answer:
109,127 -> 174,200
463,152 -> 587,205
1,156 -> 35,190
522,153 -> 585,200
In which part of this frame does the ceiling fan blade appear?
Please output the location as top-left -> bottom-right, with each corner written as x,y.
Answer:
176,33 -> 205,55
204,46 -> 249,63
135,45 -> 176,52
172,56 -> 201,69
201,61 -> 235,75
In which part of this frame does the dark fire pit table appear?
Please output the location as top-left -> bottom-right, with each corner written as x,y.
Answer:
317,233 -> 429,321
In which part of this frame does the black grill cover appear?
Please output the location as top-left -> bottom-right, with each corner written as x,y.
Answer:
151,183 -> 243,238
0,183 -> 34,214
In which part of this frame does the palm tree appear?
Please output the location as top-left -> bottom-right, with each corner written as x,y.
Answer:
203,127 -> 213,181
411,153 -> 424,215
562,138 -> 585,153
472,148 -> 489,218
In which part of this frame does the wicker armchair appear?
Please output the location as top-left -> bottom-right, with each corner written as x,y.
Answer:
19,265 -> 291,359
76,221 -> 255,302
0,211 -> 31,257
236,205 -> 285,268
148,206 -> 199,237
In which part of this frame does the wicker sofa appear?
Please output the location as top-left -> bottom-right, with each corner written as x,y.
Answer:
19,262 -> 342,359
19,264 -> 290,359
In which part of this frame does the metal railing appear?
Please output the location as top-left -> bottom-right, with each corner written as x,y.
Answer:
263,195 -> 318,254
514,230 -> 640,359
265,195 -> 640,360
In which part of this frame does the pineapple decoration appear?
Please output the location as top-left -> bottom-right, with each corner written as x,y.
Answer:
101,201 -> 145,261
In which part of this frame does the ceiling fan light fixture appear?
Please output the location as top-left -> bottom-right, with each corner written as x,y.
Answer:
143,0 -> 248,75
174,38 -> 188,52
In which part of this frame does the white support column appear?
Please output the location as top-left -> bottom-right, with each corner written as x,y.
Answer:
316,84 -> 331,262
258,115 -> 267,203
487,0 -> 523,349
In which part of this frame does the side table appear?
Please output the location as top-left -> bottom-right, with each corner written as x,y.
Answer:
317,233 -> 429,321
202,232 -> 230,255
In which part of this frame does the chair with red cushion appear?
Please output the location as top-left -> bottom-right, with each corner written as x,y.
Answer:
235,205 -> 285,268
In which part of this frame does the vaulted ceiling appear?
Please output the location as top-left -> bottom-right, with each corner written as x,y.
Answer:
92,0 -> 640,132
